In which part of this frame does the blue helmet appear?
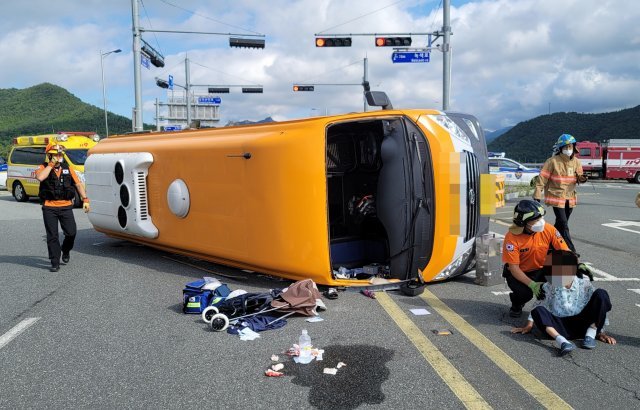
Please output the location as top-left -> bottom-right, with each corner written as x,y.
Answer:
553,134 -> 576,152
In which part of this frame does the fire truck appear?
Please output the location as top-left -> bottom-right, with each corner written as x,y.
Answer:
576,139 -> 640,183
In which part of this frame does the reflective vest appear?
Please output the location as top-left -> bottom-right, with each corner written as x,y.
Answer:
38,162 -> 76,201
533,154 -> 583,208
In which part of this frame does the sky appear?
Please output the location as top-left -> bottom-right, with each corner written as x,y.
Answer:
1,0 -> 639,131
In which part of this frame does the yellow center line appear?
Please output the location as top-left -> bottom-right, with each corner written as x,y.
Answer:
419,289 -> 573,410
376,292 -> 492,410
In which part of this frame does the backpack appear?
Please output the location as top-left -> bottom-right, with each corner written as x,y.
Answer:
182,278 -> 232,314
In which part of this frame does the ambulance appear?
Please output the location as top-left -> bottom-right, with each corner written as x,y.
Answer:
6,132 -> 100,205
85,92 -> 495,293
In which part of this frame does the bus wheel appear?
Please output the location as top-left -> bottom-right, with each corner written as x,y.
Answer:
400,280 -> 425,296
634,172 -> 640,184
13,182 -> 29,202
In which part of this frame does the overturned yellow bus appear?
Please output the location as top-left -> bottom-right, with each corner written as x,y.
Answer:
85,93 -> 491,293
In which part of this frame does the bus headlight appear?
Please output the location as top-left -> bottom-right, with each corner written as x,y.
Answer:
427,114 -> 470,145
433,248 -> 472,281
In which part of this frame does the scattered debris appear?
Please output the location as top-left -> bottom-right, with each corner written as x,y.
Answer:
432,329 -> 452,336
410,308 -> 431,316
361,289 -> 376,299
323,368 -> 338,375
265,369 -> 284,377
271,363 -> 284,371
337,362 -> 346,369
271,355 -> 279,362
306,316 -> 324,323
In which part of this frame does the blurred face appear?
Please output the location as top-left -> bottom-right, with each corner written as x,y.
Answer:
544,252 -> 577,288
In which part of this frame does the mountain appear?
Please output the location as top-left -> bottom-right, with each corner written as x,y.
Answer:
0,83 -> 149,158
488,106 -> 640,162
485,126 -> 512,143
225,117 -> 275,127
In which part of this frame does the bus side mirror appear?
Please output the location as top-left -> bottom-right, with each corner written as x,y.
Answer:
365,91 -> 393,110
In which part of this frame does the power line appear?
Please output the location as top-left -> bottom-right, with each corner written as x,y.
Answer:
430,0 -> 443,32
141,0 -> 164,55
190,61 -> 261,86
317,0 -> 407,34
297,59 -> 364,84
158,0 -> 263,35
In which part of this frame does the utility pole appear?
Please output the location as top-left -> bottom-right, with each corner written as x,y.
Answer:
185,56 -> 192,127
442,0 -> 451,111
131,0 -> 143,131
363,57 -> 369,112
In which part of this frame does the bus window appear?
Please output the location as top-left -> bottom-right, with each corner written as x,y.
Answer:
65,149 -> 89,165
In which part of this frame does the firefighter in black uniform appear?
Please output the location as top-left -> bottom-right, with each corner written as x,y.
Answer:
35,143 -> 90,272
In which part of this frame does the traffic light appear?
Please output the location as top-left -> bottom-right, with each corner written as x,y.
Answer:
208,88 -> 230,94
375,37 -> 412,47
156,79 -> 169,89
141,43 -> 165,67
230,37 -> 265,49
315,37 -> 352,47
293,85 -> 314,92
242,87 -> 264,93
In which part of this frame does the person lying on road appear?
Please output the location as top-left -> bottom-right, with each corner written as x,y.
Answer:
511,250 -> 616,356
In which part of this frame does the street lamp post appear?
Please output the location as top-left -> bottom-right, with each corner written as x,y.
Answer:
101,48 -> 122,138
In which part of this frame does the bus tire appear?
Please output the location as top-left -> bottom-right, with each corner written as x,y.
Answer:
634,172 -> 640,184
400,280 -> 425,296
12,182 -> 29,202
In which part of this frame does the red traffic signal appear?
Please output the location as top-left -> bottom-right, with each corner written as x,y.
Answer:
315,37 -> 352,47
293,85 -> 314,92
375,37 -> 412,47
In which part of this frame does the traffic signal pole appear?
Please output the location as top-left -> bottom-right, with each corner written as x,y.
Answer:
131,0 -> 143,131
442,0 -> 451,111
363,57 -> 368,112
185,56 -> 191,127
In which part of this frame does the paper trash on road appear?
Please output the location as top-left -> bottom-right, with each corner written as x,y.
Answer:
410,308 -> 431,316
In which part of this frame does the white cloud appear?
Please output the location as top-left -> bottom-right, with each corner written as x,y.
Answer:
0,0 -> 639,131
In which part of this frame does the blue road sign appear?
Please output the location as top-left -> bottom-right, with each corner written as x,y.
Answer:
164,125 -> 182,131
141,55 -> 150,69
198,96 -> 222,104
391,51 -> 430,63
168,75 -> 174,90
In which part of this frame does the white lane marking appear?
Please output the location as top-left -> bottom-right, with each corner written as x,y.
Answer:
583,263 -> 640,281
594,278 -> 640,282
0,318 -> 40,350
636,304 -> 640,308
491,291 -> 512,295
628,289 -> 640,295
601,220 -> 640,235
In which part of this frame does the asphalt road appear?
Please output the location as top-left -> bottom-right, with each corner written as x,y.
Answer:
1,184 -> 639,409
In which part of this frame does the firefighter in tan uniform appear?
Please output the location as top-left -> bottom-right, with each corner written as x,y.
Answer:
533,134 -> 587,255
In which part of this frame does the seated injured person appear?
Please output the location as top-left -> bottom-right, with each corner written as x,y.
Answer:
511,250 -> 616,356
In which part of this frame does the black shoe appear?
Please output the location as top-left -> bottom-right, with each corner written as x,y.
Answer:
62,253 -> 70,264
509,306 -> 523,318
50,265 -> 60,272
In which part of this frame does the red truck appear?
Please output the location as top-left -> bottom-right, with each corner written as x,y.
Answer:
576,139 -> 640,183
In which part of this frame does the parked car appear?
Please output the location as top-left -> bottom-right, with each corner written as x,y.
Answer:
0,156 -> 7,189
488,156 -> 539,184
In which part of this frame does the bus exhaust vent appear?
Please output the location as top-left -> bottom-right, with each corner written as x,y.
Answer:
136,172 -> 148,220
85,152 -> 158,239
464,151 -> 479,242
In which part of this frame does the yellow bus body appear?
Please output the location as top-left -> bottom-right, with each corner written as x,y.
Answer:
86,109 -> 489,286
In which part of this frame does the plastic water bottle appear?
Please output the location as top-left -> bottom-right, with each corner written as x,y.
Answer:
299,329 -> 312,360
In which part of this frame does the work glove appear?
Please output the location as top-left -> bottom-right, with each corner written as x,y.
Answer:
528,281 -> 545,299
82,199 -> 91,213
577,263 -> 594,282
577,174 -> 588,184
